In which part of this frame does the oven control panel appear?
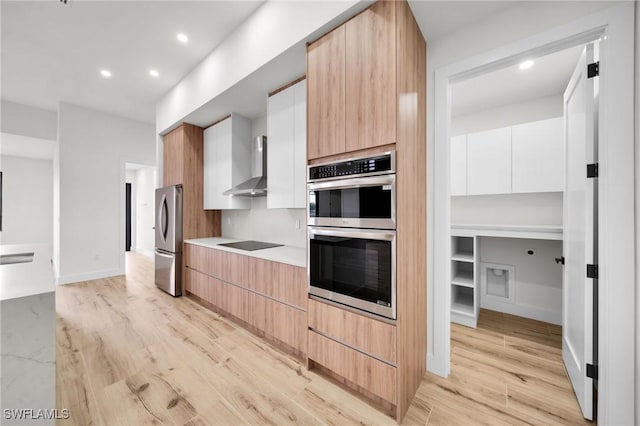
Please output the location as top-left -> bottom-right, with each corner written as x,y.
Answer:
308,152 -> 395,181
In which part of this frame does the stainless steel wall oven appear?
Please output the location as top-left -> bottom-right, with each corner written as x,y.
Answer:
307,152 -> 397,319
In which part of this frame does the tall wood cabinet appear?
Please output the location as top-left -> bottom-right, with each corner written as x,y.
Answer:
305,1 -> 426,422
162,123 -> 220,239
307,26 -> 345,159
307,0 -> 400,160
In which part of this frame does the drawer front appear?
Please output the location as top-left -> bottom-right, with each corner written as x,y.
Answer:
248,293 -> 307,353
308,331 -> 396,404
250,259 -> 307,310
308,299 -> 396,363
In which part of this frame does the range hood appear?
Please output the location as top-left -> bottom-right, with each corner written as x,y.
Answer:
223,136 -> 268,197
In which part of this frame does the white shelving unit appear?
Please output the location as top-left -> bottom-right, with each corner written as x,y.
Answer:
451,235 -> 479,327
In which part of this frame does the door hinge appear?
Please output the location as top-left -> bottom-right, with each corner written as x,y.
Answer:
586,363 -> 598,380
587,163 -> 599,178
588,61 -> 599,78
587,264 -> 598,279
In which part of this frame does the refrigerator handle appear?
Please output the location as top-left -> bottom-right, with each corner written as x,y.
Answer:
158,195 -> 168,242
155,249 -> 174,259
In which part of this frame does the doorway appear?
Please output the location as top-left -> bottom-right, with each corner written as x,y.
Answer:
429,4 -> 635,424
446,42 -> 595,422
125,183 -> 132,252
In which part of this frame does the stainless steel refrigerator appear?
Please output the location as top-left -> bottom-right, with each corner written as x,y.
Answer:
155,184 -> 183,296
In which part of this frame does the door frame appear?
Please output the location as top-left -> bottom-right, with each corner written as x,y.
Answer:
429,2 -> 635,424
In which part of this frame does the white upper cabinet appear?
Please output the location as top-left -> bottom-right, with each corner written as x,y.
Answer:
467,127 -> 512,195
450,135 -> 467,196
267,79 -> 307,209
203,113 -> 251,210
511,117 -> 564,193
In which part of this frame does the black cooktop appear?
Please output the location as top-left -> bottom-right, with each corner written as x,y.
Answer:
218,240 -> 284,251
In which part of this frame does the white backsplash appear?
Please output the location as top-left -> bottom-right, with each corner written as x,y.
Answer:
221,197 -> 306,247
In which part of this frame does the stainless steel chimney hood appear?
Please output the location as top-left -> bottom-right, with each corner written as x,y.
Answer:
223,136 -> 267,197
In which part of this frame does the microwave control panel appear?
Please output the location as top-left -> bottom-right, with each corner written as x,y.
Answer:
308,152 -> 395,181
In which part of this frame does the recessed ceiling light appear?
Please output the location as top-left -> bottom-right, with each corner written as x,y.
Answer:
149,69 -> 160,78
519,60 -> 534,70
176,33 -> 189,43
100,69 -> 112,78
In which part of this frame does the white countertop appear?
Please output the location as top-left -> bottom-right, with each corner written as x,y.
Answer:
451,224 -> 563,240
184,237 -> 307,268
1,243 -> 55,301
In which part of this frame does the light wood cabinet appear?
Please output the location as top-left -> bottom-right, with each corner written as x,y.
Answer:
305,1 -> 426,421
307,26 -> 346,160
248,293 -> 307,353
184,243 -> 307,355
308,299 -> 396,364
345,0 -> 397,152
267,78 -> 307,208
162,124 -> 219,240
308,331 -> 397,404
511,117 -> 564,193
467,127 -> 512,195
203,114 -> 251,210
450,135 -> 467,196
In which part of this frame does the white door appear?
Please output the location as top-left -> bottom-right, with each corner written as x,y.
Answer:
562,44 -> 596,420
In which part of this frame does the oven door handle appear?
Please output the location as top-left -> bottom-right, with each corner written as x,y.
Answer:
307,174 -> 395,191
309,226 -> 396,241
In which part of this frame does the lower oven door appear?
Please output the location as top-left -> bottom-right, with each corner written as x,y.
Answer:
308,226 -> 396,319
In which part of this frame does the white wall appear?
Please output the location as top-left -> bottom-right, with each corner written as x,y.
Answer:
156,1 -> 365,134
0,155 -> 53,252
1,100 -> 57,141
425,0 -> 629,382
479,237 -> 563,324
56,103 -> 155,284
134,166 -> 155,257
221,114 -> 306,248
451,94 -> 563,136
451,193 -> 563,226
451,95 -> 564,227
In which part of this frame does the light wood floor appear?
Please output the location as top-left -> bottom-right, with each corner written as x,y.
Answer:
56,252 -> 590,425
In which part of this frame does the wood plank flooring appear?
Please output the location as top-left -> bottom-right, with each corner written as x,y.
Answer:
56,252 -> 589,425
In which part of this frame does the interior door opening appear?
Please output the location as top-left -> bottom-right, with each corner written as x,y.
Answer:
445,41 -> 598,423
124,163 -> 158,269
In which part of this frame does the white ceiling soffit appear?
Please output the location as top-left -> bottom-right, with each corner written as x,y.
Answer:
408,0 -> 516,42
1,1 -> 264,124
452,44 -> 584,117
0,133 -> 55,160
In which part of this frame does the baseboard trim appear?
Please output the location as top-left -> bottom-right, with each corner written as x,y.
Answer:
56,268 -> 124,285
133,248 -> 154,259
480,300 -> 561,325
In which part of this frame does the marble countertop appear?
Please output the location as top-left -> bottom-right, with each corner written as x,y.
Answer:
1,243 -> 55,301
184,237 -> 306,268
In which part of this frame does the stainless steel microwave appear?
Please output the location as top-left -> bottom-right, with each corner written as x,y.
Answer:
308,226 -> 396,319
307,152 -> 396,230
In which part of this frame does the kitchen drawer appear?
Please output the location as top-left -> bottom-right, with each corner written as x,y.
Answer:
250,259 -> 307,310
308,298 -> 396,364
184,243 -> 208,272
308,330 -> 396,404
248,292 -> 307,353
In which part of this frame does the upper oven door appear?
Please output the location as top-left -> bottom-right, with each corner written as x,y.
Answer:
308,175 -> 396,229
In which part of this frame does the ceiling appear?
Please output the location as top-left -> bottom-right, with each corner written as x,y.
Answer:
0,1 -> 586,127
1,1 -> 263,124
451,45 -> 584,117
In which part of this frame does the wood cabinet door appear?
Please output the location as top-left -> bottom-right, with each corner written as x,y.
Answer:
511,117 -> 564,193
307,25 -> 346,160
163,126 -> 184,186
345,0 -> 396,152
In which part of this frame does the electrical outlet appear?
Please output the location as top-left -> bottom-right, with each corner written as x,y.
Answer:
295,219 -> 300,229
94,254 -> 100,261
227,218 -> 231,225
